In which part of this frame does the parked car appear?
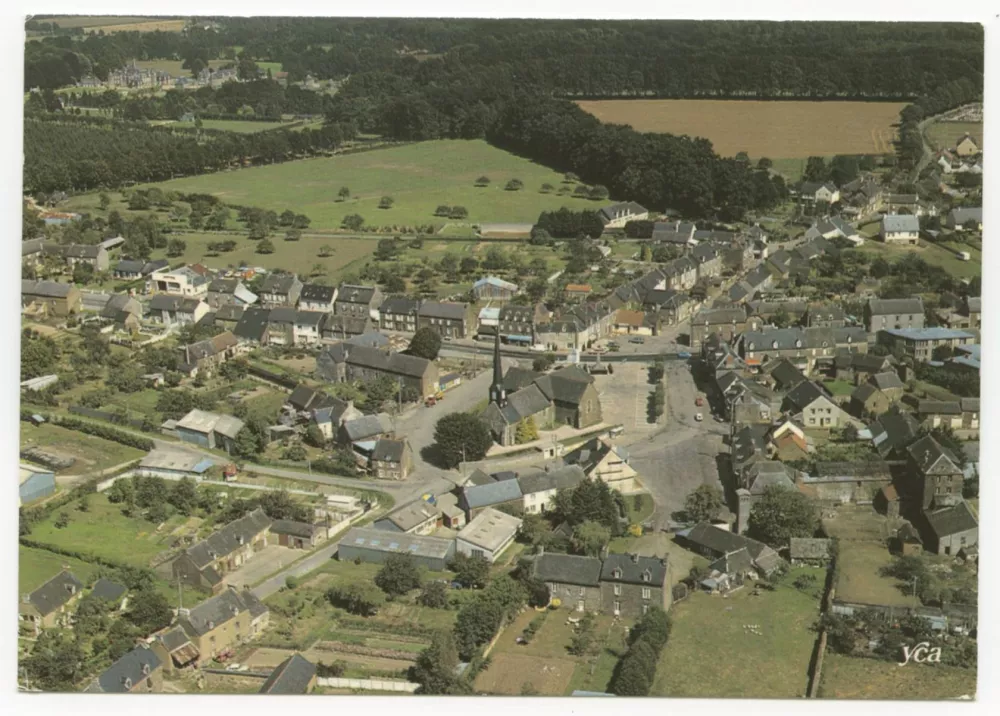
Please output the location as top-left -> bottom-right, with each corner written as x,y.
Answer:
629,336 -> 645,344
677,351 -> 692,359
608,343 -> 620,352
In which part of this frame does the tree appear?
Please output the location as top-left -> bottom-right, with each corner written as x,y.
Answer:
285,228 -> 302,241
257,238 -> 275,254
418,581 -> 450,609
126,587 -> 173,634
72,262 -> 95,285
283,445 -> 307,461
305,423 -> 326,448
342,214 -> 364,231
318,244 -> 334,258
803,156 -> 829,183
433,413 -> 493,468
684,484 -> 723,523
571,520 -> 611,557
757,157 -> 773,170
504,178 -> 524,191
166,238 -> 187,257
326,583 -> 384,616
932,344 -> 955,361
337,186 -> 350,201
98,192 -> 110,210
589,185 -> 610,201
412,630 -> 468,695
564,172 -> 580,183
540,183 -> 555,193
279,209 -> 297,226
449,206 -> 468,220
747,485 -> 818,547
378,196 -> 395,209
515,415 -> 539,444
236,52 -> 259,81
474,175 -> 490,187
168,478 -> 198,515
375,554 -> 423,597
54,512 -> 70,529
23,630 -> 87,691
408,327 -> 442,360
434,205 -> 452,216
568,612 -> 596,655
233,424 -> 264,458
449,552 -> 490,589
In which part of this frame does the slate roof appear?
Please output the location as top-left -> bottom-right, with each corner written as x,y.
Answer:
516,465 -> 586,496
337,343 -> 433,378
341,413 -> 393,442
869,409 -> 921,457
336,283 -> 378,305
924,501 -> 978,538
339,527 -> 454,559
268,306 -> 298,324
708,547 -> 755,576
769,359 -> 806,389
534,366 -> 594,405
259,654 -> 317,694
372,438 -> 408,463
25,570 -> 82,616
215,304 -> 246,323
598,201 -> 647,223
907,435 -> 960,475
86,645 -> 162,693
380,295 -> 421,316
321,313 -> 372,336
692,307 -> 746,325
295,310 -> 325,326
747,461 -> 796,494
260,273 -> 300,295
882,215 -> 920,233
503,366 -> 543,393
851,383 -> 879,405
497,384 -> 552,424
299,283 -> 336,304
270,520 -> 319,539
868,297 -> 924,315
22,280 -> 73,299
208,277 -> 240,294
870,371 -> 904,391
532,553 -> 602,587
183,508 -> 272,569
678,522 -> 773,562
949,207 -> 983,225
883,327 -> 973,342
785,381 -> 833,411
418,300 -> 467,321
179,587 -> 268,637
89,578 -> 127,604
461,479 -> 523,510
233,307 -> 271,341
601,553 -> 668,586
115,259 -> 146,274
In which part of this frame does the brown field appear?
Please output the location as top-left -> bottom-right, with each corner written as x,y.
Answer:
91,20 -> 187,34
576,99 -> 906,158
475,652 -> 577,695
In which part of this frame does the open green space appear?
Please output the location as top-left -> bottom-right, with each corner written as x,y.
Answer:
852,240 -> 982,280
131,58 -> 231,77
19,545 -> 101,593
651,567 -> 820,698
925,121 -> 983,152
27,492 -> 189,567
167,119 -> 290,134
835,540 -> 914,607
823,379 -> 855,397
820,653 -> 976,699
134,139 -> 591,229
20,422 -> 145,475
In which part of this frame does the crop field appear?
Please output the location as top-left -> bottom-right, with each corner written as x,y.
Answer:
137,140 -> 589,229
35,15 -> 170,29
576,99 -> 906,158
90,19 -> 188,34
651,567 -> 820,698
925,121 -> 983,152
820,654 -> 976,700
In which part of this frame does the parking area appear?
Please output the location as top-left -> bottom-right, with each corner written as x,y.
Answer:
593,362 -> 660,436
221,544 -> 299,589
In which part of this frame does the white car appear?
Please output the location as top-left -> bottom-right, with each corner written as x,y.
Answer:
226,663 -> 242,671
694,413 -> 703,422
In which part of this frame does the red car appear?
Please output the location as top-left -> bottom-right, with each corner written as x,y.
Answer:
695,397 -> 704,407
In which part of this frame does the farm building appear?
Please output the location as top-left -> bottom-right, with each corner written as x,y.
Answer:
455,508 -> 522,563
472,276 -> 519,302
270,520 -> 329,550
19,463 -> 56,504
336,527 -> 455,571
175,409 -> 245,453
373,500 -> 442,536
135,450 -> 216,479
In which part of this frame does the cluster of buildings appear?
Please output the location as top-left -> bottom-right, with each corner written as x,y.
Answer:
77,61 -> 240,91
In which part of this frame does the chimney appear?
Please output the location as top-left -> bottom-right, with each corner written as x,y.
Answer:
21,594 -> 31,604
630,553 -> 639,564
237,534 -> 245,546
178,608 -> 191,618
537,544 -> 544,556
208,620 -> 215,630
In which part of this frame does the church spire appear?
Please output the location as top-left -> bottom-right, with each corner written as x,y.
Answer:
489,330 -> 506,407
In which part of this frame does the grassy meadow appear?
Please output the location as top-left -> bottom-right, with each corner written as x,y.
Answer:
133,139 -> 595,229
925,121 -> 983,152
820,653 -> 976,700
20,422 -> 145,475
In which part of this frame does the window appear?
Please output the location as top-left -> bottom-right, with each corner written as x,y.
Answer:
642,588 -> 651,600
472,549 -> 485,559
579,587 -> 586,597
642,604 -> 649,615
613,584 -> 621,596
614,600 -> 621,615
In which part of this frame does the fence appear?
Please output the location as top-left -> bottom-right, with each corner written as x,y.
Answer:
68,405 -> 149,432
316,676 -> 418,693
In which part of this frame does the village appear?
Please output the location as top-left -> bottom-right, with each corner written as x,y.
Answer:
16,15 -> 983,702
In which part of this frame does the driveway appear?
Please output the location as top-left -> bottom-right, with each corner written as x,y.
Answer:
251,542 -> 339,599
222,544 -> 297,590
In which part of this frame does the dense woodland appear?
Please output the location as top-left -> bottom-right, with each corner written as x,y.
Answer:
23,19 -> 984,217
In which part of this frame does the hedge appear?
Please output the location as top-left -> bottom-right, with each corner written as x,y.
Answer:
26,412 -> 156,451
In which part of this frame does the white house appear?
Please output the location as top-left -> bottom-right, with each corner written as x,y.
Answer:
147,266 -> 210,298
880,215 -> 920,245
293,310 -> 325,346
455,508 -> 522,564
516,465 -> 587,514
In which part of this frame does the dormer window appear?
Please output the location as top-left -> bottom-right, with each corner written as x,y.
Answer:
612,568 -> 622,579
772,340 -> 779,349
642,570 -> 651,582
795,339 -> 802,348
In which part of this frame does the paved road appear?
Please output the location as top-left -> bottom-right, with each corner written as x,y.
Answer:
623,360 -> 728,525
251,541 -> 340,599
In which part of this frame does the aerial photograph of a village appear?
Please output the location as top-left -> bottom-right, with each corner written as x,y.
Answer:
14,11 -> 985,701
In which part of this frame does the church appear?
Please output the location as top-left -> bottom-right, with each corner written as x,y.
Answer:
482,332 -> 604,446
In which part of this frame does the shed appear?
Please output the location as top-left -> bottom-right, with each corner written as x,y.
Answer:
337,527 -> 455,571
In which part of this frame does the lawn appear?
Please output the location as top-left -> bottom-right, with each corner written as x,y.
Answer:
925,121 -> 983,152
576,100 -> 905,157
172,119 -> 290,134
823,379 -> 856,397
835,541 -> 914,608
131,58 -> 231,77
820,653 -> 976,700
20,422 -> 145,475
651,567 -> 821,698
852,240 -> 982,280
134,139 -> 590,229
19,545 -> 101,593
28,493 -> 189,568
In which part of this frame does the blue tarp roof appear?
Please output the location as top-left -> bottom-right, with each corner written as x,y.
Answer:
192,459 -> 215,474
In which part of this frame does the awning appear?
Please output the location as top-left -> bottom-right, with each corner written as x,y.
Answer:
505,334 -> 532,343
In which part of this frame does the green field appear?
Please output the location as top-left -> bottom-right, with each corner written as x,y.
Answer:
853,240 -> 982,280
651,568 -> 821,698
823,379 -> 855,397
20,422 -> 145,475
170,119 -> 290,134
132,58 -> 231,77
19,545 -> 101,593
835,541 -> 914,608
136,139 -> 592,229
820,653 -> 976,699
925,121 -> 983,152
28,492 -> 189,567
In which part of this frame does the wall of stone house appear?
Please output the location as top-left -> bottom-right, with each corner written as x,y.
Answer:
600,583 -> 665,618
804,479 -> 892,504
548,582 -> 603,612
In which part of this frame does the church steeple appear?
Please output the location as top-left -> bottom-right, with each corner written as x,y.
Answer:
489,330 -> 506,407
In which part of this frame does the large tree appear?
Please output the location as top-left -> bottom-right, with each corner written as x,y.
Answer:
571,520 -> 611,557
433,412 -> 493,468
684,484 -> 724,523
746,485 -> 818,547
375,554 -> 423,597
412,630 -> 469,694
408,327 -> 442,360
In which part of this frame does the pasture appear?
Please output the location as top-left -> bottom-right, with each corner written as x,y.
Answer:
851,239 -> 982,280
576,99 -> 906,158
834,541 -> 913,608
137,139 -> 591,229
820,654 -> 976,700
19,545 -> 101,593
20,422 -> 145,475
925,121 -> 983,152
651,567 -> 821,698
162,119 -> 290,134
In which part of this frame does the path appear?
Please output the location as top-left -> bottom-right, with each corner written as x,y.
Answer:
251,542 -> 339,599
